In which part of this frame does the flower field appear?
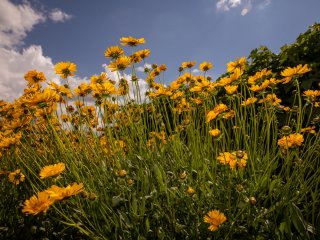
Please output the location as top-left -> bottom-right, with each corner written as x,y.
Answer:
0,34 -> 319,239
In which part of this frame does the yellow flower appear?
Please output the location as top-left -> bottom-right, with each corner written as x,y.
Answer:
45,183 -> 84,201
224,110 -> 235,119
181,61 -> 196,69
199,61 -> 213,72
259,94 -> 282,106
218,77 -> 232,87
130,53 -> 142,63
104,46 -> 124,59
24,70 -> 46,87
278,133 -> 304,149
206,104 -> 228,122
120,36 -> 145,46
118,169 -> 127,178
248,69 -> 273,85
91,81 -> 117,96
216,152 -> 236,168
235,150 -> 248,170
26,88 -> 59,107
55,62 -> 77,78
227,57 -> 246,73
209,129 -> 221,137
22,192 -> 54,215
108,56 -> 131,72
39,163 -> 65,179
206,111 -> 219,122
90,72 -> 109,84
224,85 -> 238,95
281,64 -> 311,78
302,90 -> 320,102
204,210 -> 227,232
301,126 -> 316,134
8,169 -> 25,185
186,186 -> 196,195
74,82 -> 92,97
135,49 -> 151,59
241,97 -> 257,106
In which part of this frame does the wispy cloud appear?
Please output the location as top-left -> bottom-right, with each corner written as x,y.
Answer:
216,0 -> 271,16
241,1 -> 252,16
136,63 -> 152,73
216,0 -> 242,11
49,9 -> 72,23
257,0 -> 271,10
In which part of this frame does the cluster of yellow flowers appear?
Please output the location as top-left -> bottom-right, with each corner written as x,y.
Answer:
216,151 -> 248,170
23,183 -> 84,215
22,163 -> 84,215
277,133 -> 304,150
0,36 -> 318,234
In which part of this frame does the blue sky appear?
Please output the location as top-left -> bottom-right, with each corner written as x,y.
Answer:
1,0 -> 320,101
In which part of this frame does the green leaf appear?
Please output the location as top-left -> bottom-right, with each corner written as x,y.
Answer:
290,202 -> 308,237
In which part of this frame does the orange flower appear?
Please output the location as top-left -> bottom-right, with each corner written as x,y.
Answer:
204,210 -> 227,232
278,133 -> 304,149
120,36 -> 145,46
39,163 -> 65,179
22,192 -> 54,215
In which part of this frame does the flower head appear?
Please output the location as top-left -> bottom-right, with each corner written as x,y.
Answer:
186,186 -> 196,195
199,61 -> 213,72
227,57 -> 246,73
55,62 -> 77,78
135,49 -> 151,59
224,85 -> 238,95
206,103 -> 228,122
45,183 -> 84,201
108,56 -> 131,72
181,61 -> 196,69
241,97 -> 257,106
39,163 -> 65,179
278,133 -> 304,150
8,169 -> 25,185
120,36 -> 145,46
24,70 -> 46,87
204,210 -> 227,232
104,46 -> 124,59
209,129 -> 221,137
22,192 -> 54,215
280,64 -> 311,84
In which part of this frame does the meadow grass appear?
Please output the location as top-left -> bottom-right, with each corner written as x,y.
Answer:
0,37 -> 319,239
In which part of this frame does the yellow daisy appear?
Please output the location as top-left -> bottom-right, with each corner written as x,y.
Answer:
22,192 -> 54,215
8,169 -> 25,185
204,210 -> 227,232
55,62 -> 77,78
120,36 -> 145,46
39,163 -> 65,179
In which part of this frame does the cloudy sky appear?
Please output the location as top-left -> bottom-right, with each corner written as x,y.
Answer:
1,0 -> 320,101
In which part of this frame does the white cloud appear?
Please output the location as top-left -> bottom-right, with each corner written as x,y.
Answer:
0,45 -> 60,101
136,63 -> 152,73
192,69 -> 200,73
0,0 -> 45,48
0,1 -> 77,102
217,0 -> 270,15
217,0 -> 242,11
241,1 -> 252,16
49,9 -> 72,23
